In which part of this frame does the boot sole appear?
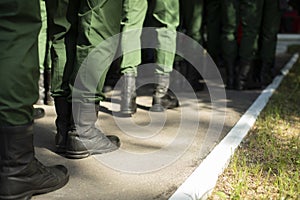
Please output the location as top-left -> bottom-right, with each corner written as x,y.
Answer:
151,102 -> 179,112
120,105 -> 137,115
0,175 -> 69,200
150,104 -> 165,112
119,108 -> 137,117
65,146 -> 119,159
120,109 -> 136,114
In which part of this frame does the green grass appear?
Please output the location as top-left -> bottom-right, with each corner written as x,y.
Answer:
209,51 -> 300,199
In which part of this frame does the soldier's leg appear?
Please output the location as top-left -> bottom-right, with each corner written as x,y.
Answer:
172,0 -> 186,90
221,0 -> 239,89
45,0 -> 80,152
0,1 -> 68,199
239,0 -> 261,63
37,0 -> 48,105
236,0 -> 261,90
121,0 -> 148,75
205,0 -> 222,65
46,0 -> 79,98
0,3 -> 41,126
259,0 -> 281,87
181,0 -> 203,44
150,0 -> 180,111
180,0 -> 205,91
151,0 -> 179,74
67,0 -> 122,159
71,0 -> 123,103
120,0 -> 148,115
40,0 -> 54,105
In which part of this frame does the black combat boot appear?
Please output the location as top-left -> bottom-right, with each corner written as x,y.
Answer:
171,60 -> 187,91
260,62 -> 272,89
45,69 -> 54,106
225,62 -> 236,90
0,124 -> 69,200
65,102 -> 120,159
236,60 -> 251,90
151,74 -> 179,112
120,73 -> 137,115
37,73 -> 45,105
185,62 -> 204,92
36,73 -> 45,105
186,62 -> 205,92
54,97 -> 73,153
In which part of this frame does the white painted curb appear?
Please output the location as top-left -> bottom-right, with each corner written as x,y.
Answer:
276,34 -> 300,54
169,53 -> 299,200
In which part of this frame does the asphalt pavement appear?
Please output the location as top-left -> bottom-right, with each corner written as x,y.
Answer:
31,53 -> 291,200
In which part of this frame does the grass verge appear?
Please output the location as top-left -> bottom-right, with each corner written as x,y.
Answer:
209,50 -> 300,199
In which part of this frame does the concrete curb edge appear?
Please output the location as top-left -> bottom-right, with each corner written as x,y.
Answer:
169,53 -> 299,200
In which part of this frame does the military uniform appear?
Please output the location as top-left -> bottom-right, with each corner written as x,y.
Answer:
179,0 -> 203,45
176,0 -> 204,92
255,0 -> 283,87
120,0 -> 148,75
45,0 -> 122,158
45,0 -> 79,98
36,0 -> 48,105
0,1 -> 69,199
71,0 -> 123,103
221,0 -> 261,90
120,0 -> 179,75
205,0 -> 222,66
119,0 -> 180,114
45,0 -> 80,152
0,1 -> 41,126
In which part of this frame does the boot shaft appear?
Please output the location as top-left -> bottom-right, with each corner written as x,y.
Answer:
36,73 -> 45,105
45,70 -> 54,105
122,73 -> 136,94
72,102 -> 99,136
54,97 -> 73,150
120,73 -> 137,115
236,60 -> 251,90
0,125 -> 69,199
152,74 -> 179,111
54,97 -> 72,127
0,124 -> 34,176
154,73 -> 170,97
260,62 -> 272,86
238,60 -> 251,81
66,102 -> 119,158
225,61 -> 237,89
